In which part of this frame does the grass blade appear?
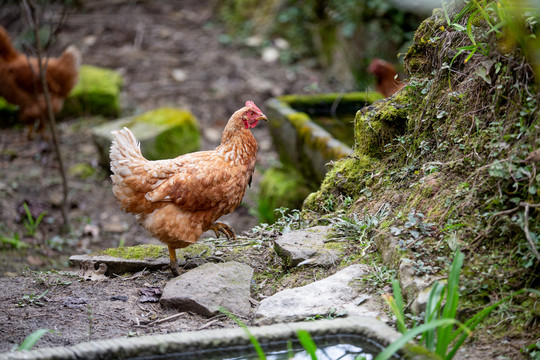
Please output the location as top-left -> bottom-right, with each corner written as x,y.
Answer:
423,281 -> 445,351
445,288 -> 536,360
297,330 -> 318,360
375,319 -> 467,360
435,250 -> 464,357
17,329 -> 51,351
219,307 -> 266,360
391,279 -> 407,334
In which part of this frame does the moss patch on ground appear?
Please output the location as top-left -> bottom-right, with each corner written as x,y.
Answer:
101,244 -> 167,260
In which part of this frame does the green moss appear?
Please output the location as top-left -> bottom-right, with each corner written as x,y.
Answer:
60,65 -> 123,118
303,155 -> 376,212
258,166 -> 312,223
354,92 -> 409,158
0,96 -> 18,127
175,242 -> 215,260
68,163 -> 96,179
287,112 -> 310,130
101,244 -> 167,260
131,108 -> 200,160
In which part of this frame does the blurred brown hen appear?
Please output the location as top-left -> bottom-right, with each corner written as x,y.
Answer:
0,26 -> 81,138
368,58 -> 405,98
110,101 -> 267,276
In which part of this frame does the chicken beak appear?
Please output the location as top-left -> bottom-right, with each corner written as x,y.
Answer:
259,114 -> 268,122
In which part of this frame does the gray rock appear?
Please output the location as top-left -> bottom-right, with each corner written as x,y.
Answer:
255,264 -> 386,325
398,258 -> 436,310
160,261 -> 253,318
274,226 -> 342,267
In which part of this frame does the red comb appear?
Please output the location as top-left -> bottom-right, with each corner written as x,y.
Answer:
245,100 -> 262,114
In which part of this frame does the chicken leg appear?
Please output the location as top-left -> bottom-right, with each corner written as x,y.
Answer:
167,245 -> 180,276
209,221 -> 237,241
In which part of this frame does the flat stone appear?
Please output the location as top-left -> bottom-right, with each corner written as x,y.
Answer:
274,226 -> 342,267
254,264 -> 386,325
69,254 -> 169,277
160,261 -> 253,318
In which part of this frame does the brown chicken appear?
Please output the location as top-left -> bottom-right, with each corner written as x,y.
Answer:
110,101 -> 267,276
0,25 -> 81,137
368,58 -> 405,98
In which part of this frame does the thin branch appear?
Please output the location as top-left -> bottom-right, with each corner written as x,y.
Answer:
22,0 -> 70,228
522,202 -> 540,261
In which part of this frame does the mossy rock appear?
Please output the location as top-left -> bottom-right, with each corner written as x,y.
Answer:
354,91 -> 409,159
92,107 -> 200,168
258,166 -> 312,223
0,96 -> 18,128
265,97 -> 354,185
60,65 -> 123,118
303,155 -> 377,213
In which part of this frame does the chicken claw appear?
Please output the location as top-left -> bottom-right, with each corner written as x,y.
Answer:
209,222 -> 237,241
168,245 -> 180,276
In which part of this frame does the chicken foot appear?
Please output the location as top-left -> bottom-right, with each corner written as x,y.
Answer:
167,245 -> 180,277
209,222 -> 237,241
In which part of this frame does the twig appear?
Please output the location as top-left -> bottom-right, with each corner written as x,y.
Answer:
197,316 -> 226,330
521,202 -> 540,261
21,0 -> 70,228
147,312 -> 187,326
215,242 -> 255,247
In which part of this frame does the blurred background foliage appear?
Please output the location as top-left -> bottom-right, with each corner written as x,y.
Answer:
213,0 -> 430,89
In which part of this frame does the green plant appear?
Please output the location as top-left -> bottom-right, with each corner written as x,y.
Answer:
330,203 -> 390,244
296,330 -> 318,360
17,290 -> 49,308
377,251 -> 539,360
0,232 -> 28,249
220,307 -> 266,360
22,202 -> 46,237
247,208 -> 310,240
16,329 -> 53,351
305,307 -> 347,321
360,264 -> 397,294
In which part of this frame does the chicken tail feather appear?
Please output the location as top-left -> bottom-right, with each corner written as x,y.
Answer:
110,128 -> 153,211
110,127 -> 145,167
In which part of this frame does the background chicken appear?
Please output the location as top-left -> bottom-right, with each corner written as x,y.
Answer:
110,101 -> 267,276
368,58 -> 405,98
0,25 -> 81,137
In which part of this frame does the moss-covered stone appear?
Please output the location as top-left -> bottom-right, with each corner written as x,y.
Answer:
258,166 -> 312,223
131,108 -> 200,160
303,155 -> 377,213
266,94 -> 377,186
92,107 -> 200,167
354,93 -> 409,159
60,65 -> 123,118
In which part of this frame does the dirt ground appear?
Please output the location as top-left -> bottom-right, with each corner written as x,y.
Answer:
0,1 -> 532,359
0,0 -> 352,353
